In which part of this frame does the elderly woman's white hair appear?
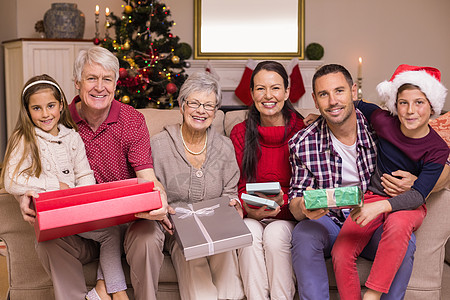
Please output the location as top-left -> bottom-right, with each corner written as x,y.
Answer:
177,71 -> 222,111
73,46 -> 119,83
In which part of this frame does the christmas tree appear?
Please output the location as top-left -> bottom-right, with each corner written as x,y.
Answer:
101,0 -> 192,109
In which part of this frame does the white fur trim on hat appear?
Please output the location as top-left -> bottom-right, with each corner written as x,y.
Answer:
377,70 -> 447,118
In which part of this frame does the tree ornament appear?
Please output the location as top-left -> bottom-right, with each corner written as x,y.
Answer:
123,40 -> 131,50
119,68 -> 128,79
166,82 -> 178,94
171,55 -> 180,64
184,61 -> 191,68
121,95 -> 131,103
93,37 -> 101,45
124,5 -> 133,14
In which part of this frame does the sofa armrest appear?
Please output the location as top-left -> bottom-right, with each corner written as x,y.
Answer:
0,190 -> 54,299
407,188 -> 450,297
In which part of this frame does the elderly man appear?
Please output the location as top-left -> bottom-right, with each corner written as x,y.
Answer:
19,47 -> 169,300
288,64 -> 418,300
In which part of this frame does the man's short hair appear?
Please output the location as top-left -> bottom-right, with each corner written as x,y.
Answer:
312,64 -> 354,94
73,47 -> 120,83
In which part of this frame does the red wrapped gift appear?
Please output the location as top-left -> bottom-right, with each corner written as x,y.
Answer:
33,178 -> 161,242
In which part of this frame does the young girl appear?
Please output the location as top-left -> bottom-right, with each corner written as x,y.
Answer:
0,74 -> 129,300
332,65 -> 449,300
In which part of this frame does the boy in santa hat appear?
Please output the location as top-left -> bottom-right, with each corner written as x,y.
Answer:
332,64 -> 450,300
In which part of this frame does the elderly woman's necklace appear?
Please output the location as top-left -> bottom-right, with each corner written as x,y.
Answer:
180,124 -> 207,155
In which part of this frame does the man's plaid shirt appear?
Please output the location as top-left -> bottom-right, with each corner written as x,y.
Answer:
288,109 -> 377,226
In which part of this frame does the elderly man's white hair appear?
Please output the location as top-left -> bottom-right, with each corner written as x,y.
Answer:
73,46 -> 120,84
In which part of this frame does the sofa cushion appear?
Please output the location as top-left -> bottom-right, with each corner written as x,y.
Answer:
139,108 -> 224,137
222,108 -> 320,137
224,110 -> 248,137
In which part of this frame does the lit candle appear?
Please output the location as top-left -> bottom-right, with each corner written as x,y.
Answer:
106,7 -> 110,17
358,57 -> 362,79
95,5 -> 99,16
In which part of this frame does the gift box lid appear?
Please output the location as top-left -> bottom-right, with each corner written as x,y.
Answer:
246,182 -> 281,195
33,178 -> 161,241
170,196 -> 252,260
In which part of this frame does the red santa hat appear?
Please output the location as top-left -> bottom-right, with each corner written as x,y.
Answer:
377,64 -> 447,118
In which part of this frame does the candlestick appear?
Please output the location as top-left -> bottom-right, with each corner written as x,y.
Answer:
357,57 -> 363,100
105,7 -> 110,38
94,5 -> 100,39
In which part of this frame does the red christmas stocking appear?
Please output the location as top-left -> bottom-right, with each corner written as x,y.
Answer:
287,58 -> 305,103
234,59 -> 257,106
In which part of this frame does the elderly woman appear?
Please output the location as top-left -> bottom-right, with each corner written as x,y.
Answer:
150,71 -> 244,300
230,61 -> 306,299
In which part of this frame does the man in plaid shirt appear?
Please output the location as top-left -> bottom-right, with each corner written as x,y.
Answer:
288,64 -> 416,299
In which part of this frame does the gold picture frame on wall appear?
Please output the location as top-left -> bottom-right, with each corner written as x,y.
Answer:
194,0 -> 305,60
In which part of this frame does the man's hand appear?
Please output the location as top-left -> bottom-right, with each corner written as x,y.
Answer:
135,186 -> 169,221
242,201 -> 280,221
299,197 -> 328,220
59,182 -> 69,190
350,200 -> 391,227
381,170 -> 417,197
19,191 -> 38,225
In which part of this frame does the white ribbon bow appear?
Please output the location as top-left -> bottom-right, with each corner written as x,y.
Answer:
175,204 -> 220,256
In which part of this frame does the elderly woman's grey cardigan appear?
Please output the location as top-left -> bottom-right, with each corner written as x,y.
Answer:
150,123 -> 239,208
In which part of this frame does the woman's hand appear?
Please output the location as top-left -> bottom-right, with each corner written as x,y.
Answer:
229,198 -> 244,218
19,190 -> 38,225
254,190 -> 284,206
159,205 -> 175,235
350,200 -> 392,227
242,201 -> 280,221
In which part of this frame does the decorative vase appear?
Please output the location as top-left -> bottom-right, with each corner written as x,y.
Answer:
44,3 -> 85,39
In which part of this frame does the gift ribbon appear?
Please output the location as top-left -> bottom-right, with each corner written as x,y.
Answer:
175,204 -> 220,256
326,189 -> 336,207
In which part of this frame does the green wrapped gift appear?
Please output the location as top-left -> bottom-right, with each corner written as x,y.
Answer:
303,186 -> 363,209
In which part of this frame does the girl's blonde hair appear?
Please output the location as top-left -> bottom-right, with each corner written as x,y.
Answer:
0,74 -> 77,187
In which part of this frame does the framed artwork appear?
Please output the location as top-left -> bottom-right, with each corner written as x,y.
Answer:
194,0 -> 305,59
